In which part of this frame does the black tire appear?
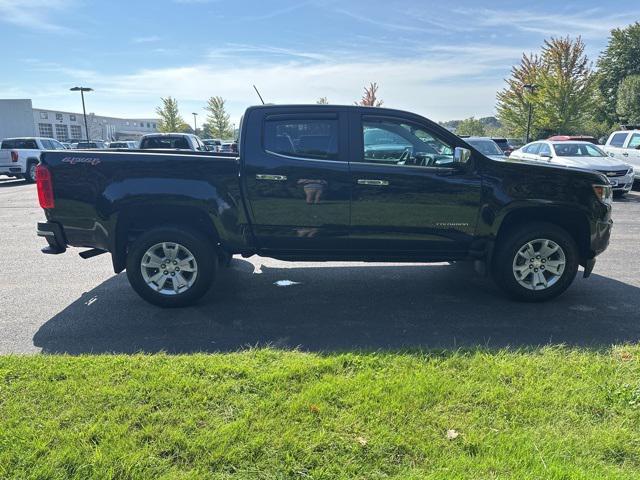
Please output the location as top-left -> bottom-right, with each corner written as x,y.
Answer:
23,160 -> 37,183
126,226 -> 217,307
492,222 -> 579,302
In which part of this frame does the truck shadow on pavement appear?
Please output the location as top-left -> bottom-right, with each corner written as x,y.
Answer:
33,259 -> 640,354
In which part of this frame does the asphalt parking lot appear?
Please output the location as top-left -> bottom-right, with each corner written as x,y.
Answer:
1,176 -> 639,354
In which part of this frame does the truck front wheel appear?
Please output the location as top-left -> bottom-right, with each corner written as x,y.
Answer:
492,222 -> 579,302
126,226 -> 217,307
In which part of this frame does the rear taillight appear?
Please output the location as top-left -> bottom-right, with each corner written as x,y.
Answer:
10,150 -> 18,162
36,164 -> 55,209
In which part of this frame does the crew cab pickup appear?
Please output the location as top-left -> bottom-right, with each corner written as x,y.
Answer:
36,105 -> 613,307
602,129 -> 640,181
0,137 -> 66,182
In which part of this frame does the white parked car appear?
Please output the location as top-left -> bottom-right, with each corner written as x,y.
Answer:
510,140 -> 634,197
0,137 -> 66,183
602,129 -> 640,181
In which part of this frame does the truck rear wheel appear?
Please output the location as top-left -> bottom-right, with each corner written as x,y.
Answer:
126,226 -> 217,307
492,222 -> 579,302
23,161 -> 37,183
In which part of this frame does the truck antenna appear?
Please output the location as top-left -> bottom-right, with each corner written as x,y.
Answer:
253,85 -> 265,105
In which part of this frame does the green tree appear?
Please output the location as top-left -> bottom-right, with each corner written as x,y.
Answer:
536,37 -> 595,135
200,122 -> 214,138
596,22 -> 640,123
497,37 -> 595,138
316,97 -> 329,104
496,53 -> 544,139
205,96 -> 233,138
356,82 -> 383,106
155,96 -> 184,132
616,75 -> 640,124
455,117 -> 486,136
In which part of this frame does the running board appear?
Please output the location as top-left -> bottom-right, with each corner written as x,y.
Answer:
79,248 -> 107,259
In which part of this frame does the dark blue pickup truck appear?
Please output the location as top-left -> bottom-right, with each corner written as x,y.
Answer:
36,104 -> 613,307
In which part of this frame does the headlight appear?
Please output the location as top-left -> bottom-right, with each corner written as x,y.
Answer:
628,166 -> 635,176
593,184 -> 612,205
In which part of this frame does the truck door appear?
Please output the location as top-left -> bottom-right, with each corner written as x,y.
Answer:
606,132 -> 630,161
241,108 -> 351,251
623,132 -> 640,173
348,112 -> 482,256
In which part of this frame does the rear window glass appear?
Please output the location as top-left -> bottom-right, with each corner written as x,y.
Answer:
141,137 -> 191,149
264,118 -> 339,160
1,139 -> 38,149
609,132 -> 629,147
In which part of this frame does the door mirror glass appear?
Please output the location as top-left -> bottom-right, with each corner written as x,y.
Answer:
453,147 -> 471,164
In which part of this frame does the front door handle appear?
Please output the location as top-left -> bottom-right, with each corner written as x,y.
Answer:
256,174 -> 287,181
623,152 -> 629,157
357,179 -> 389,186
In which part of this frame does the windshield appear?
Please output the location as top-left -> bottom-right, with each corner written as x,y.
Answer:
467,139 -> 503,156
553,143 -> 606,157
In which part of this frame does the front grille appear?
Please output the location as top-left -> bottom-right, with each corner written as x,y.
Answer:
598,169 -> 629,178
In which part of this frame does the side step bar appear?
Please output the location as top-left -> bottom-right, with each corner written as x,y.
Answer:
79,248 -> 107,259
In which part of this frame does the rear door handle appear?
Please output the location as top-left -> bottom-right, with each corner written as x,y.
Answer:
623,152 -> 629,157
256,174 -> 287,181
357,179 -> 389,186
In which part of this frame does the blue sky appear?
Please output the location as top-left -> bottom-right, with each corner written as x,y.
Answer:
0,0 -> 638,125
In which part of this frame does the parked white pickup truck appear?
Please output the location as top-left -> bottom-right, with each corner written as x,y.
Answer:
0,137 -> 66,182
602,130 -> 640,181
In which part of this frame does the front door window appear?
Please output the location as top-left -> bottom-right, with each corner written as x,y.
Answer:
361,119 -> 454,168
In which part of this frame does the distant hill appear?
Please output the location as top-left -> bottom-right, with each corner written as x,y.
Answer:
440,116 -> 502,133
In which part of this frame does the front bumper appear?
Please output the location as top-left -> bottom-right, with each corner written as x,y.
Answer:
609,174 -> 634,191
37,221 -> 67,254
590,219 -> 613,258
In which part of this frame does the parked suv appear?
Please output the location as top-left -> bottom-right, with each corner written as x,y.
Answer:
602,130 -> 640,183
0,137 -> 65,182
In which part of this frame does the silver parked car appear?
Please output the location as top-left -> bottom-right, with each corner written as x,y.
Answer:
510,140 -> 634,197
464,137 -> 507,160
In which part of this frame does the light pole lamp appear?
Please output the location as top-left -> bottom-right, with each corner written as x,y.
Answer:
70,87 -> 93,142
192,112 -> 198,134
523,83 -> 538,144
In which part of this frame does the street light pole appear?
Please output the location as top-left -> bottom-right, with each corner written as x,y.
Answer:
192,112 -> 198,134
523,83 -> 538,144
70,87 -> 93,142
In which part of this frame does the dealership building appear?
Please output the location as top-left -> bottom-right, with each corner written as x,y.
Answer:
0,99 -> 159,142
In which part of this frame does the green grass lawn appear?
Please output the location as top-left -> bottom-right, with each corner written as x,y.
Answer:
2,347 -> 640,479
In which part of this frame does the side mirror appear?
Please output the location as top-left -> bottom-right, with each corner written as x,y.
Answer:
540,153 -> 552,159
453,147 -> 471,164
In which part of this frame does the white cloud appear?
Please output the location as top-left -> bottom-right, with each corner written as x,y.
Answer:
457,7 -> 639,39
0,0 -> 75,32
34,44 -> 515,122
132,35 -> 161,43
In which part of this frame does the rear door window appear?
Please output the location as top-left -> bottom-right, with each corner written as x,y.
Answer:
627,133 -> 640,149
610,132 -> 629,148
264,117 -> 339,160
524,143 -> 541,154
538,143 -> 551,156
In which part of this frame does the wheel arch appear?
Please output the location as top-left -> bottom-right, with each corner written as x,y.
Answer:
112,204 -> 220,273
495,207 -> 591,260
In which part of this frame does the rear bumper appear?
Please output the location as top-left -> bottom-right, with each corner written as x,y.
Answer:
0,165 -> 24,175
37,221 -> 67,254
